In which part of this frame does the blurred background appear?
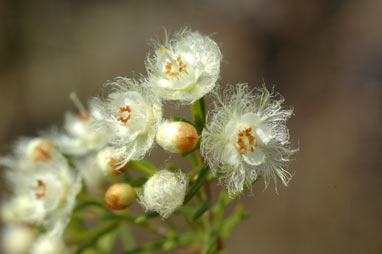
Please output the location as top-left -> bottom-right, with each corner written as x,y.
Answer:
0,0 -> 381,253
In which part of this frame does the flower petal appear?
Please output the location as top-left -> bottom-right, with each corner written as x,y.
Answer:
243,148 -> 266,166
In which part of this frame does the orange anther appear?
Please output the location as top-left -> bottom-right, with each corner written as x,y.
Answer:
34,180 -> 47,199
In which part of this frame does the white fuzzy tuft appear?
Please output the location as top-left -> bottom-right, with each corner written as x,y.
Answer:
139,170 -> 187,218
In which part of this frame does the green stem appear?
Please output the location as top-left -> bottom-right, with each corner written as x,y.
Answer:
129,160 -> 158,176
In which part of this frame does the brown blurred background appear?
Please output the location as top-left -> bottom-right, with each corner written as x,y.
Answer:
0,0 -> 381,253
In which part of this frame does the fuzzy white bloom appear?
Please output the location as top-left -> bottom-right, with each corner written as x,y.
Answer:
139,170 -> 187,218
201,84 -> 296,196
1,138 -> 82,230
1,224 -> 36,254
156,121 -> 198,153
91,78 -> 162,168
54,93 -> 107,156
146,28 -> 222,103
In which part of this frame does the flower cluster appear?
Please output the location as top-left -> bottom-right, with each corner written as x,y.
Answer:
1,27 -> 296,254
1,138 -> 81,253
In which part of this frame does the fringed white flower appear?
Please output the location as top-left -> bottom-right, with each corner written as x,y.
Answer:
54,93 -> 107,156
139,170 -> 187,218
90,78 -> 162,168
201,84 -> 296,196
1,138 -> 82,231
146,28 -> 222,103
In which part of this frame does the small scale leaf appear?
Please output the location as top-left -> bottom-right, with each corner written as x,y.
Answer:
192,199 -> 212,221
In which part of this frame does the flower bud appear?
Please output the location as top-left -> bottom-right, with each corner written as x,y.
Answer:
26,138 -> 54,162
156,121 -> 198,153
139,170 -> 187,218
96,147 -> 128,176
1,224 -> 36,254
104,183 -> 137,210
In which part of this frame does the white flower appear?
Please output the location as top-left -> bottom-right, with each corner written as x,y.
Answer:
1,224 -> 36,254
54,93 -> 108,156
146,28 -> 222,103
139,170 -> 187,218
201,84 -> 296,195
1,138 -> 82,230
91,78 -> 162,168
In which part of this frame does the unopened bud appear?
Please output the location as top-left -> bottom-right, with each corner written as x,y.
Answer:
26,139 -> 54,162
139,170 -> 187,218
97,147 -> 128,176
105,183 -> 137,210
1,224 -> 36,254
156,121 -> 198,153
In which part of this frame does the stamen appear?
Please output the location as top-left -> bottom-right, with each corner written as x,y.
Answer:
164,55 -> 187,77
34,180 -> 47,199
117,105 -> 132,125
236,128 -> 257,153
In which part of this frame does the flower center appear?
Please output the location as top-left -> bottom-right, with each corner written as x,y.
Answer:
165,55 -> 187,77
236,127 -> 257,153
34,180 -> 47,199
117,106 -> 131,125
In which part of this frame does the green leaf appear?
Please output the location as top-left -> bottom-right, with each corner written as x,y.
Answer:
184,165 -> 209,204
123,239 -> 166,254
202,229 -> 219,254
220,205 -> 249,239
191,97 -> 206,134
119,223 -> 136,250
170,116 -> 195,127
129,160 -> 158,175
192,199 -> 212,221
165,162 -> 180,171
75,223 -> 118,254
74,200 -> 103,212
128,177 -> 148,187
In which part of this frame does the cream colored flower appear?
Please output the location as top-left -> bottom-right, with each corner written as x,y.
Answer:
146,28 -> 222,103
201,84 -> 296,195
91,78 -> 162,168
1,138 -> 82,230
55,93 -> 107,156
139,170 -> 187,218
